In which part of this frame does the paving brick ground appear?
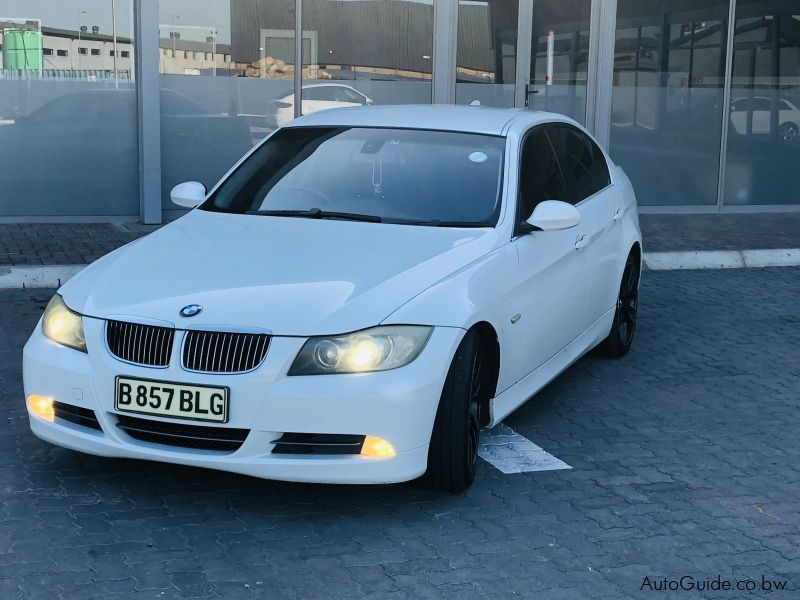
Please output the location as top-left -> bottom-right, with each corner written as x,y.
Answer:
2,212 -> 800,267
0,224 -> 145,267
640,212 -> 800,252
0,268 -> 798,599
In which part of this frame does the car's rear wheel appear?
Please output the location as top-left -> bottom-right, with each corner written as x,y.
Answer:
594,251 -> 640,358
425,331 -> 482,492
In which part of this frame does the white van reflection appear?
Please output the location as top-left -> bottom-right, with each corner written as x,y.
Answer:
730,97 -> 800,143
273,83 -> 373,128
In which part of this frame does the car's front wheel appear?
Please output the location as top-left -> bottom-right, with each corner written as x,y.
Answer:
594,250 -> 640,358
425,330 -> 483,492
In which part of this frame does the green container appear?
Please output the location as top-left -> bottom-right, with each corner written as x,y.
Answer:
2,29 -> 43,70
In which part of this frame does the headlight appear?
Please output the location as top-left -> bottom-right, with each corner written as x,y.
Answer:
41,294 -> 86,352
289,325 -> 432,375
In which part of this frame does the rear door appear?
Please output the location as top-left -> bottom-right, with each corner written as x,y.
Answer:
548,124 -> 622,325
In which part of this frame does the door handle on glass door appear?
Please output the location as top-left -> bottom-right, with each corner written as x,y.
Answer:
575,235 -> 590,250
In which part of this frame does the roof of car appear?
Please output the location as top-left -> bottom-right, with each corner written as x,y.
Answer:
286,104 -> 572,136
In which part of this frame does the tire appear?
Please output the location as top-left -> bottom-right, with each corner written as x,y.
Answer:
594,251 -> 640,358
779,122 -> 798,143
425,330 -> 483,492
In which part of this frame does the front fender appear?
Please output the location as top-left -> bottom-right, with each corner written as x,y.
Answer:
383,243 -> 518,393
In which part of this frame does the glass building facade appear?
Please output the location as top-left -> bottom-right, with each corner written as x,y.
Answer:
0,0 -> 797,221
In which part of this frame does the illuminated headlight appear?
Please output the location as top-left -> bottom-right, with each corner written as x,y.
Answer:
41,294 -> 87,352
289,326 -> 432,375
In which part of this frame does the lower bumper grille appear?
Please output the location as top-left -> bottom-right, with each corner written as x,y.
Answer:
54,402 -> 102,431
271,433 -> 365,455
115,414 -> 249,452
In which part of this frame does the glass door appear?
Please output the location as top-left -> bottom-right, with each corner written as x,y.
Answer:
517,0 -> 592,124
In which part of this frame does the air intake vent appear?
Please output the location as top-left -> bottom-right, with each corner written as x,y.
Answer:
106,320 -> 175,367
182,330 -> 270,373
271,433 -> 366,455
54,402 -> 102,431
115,414 -> 248,452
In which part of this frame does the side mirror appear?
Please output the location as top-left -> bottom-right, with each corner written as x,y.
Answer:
170,181 -> 206,208
526,200 -> 581,231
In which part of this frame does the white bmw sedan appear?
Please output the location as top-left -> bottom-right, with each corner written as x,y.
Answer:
23,106 -> 641,491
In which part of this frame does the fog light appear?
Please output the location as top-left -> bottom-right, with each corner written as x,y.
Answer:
361,436 -> 396,458
27,395 -> 55,422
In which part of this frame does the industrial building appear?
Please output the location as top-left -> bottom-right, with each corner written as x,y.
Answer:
0,0 -> 797,222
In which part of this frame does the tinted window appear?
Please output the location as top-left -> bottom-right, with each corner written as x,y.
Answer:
551,126 -> 610,202
203,127 -> 505,226
751,98 -> 771,111
334,87 -> 365,103
304,87 -> 336,101
517,128 -> 570,221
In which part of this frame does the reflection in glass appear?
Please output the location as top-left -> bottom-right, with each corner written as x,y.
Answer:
724,2 -> 800,205
609,0 -> 729,206
455,0 -> 519,108
301,0 -> 433,114
158,1 -> 298,212
0,0 -> 138,216
527,0 -> 591,123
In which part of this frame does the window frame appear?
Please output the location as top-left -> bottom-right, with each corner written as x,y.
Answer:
549,123 -> 612,206
513,123 -> 571,237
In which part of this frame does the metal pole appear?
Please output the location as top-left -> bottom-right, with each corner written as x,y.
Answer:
716,0 -> 737,210
212,29 -> 217,77
431,0 -> 457,104
111,0 -> 119,87
294,0 -> 303,119
134,0 -> 163,224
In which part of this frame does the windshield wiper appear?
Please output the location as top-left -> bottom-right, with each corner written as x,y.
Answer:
245,208 -> 382,223
390,219 -> 493,228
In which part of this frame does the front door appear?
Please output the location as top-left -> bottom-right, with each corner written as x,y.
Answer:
506,126 -> 587,382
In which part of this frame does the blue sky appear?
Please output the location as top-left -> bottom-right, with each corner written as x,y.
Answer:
0,0 -> 232,43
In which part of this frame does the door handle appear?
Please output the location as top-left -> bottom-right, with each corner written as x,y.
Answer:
575,234 -> 590,250
613,208 -> 626,222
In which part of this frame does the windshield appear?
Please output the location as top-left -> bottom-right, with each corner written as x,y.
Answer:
201,127 -> 505,226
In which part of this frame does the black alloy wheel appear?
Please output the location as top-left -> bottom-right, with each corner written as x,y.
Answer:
594,251 -> 640,358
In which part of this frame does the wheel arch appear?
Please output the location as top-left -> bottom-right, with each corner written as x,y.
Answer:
465,321 -> 500,427
630,241 -> 642,269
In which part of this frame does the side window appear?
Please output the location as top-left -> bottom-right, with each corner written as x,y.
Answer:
517,128 -> 570,224
303,87 -> 329,101
751,98 -> 771,111
551,126 -> 611,202
336,87 -> 365,104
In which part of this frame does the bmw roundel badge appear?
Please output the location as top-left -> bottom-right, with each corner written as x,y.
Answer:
180,304 -> 203,318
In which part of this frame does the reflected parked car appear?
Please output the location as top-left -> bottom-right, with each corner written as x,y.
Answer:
274,83 -> 373,127
0,89 -> 253,215
730,97 -> 800,142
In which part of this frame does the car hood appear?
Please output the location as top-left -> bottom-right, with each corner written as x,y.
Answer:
62,210 -> 500,335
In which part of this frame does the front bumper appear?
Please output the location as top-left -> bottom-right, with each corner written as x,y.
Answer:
23,319 -> 463,484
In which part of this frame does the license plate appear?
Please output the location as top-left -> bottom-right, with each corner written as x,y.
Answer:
115,376 -> 229,423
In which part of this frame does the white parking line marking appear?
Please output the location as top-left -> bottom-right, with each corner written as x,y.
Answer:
479,424 -> 572,474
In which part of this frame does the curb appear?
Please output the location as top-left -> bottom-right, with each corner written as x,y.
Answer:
1,249 -> 799,290
642,248 -> 800,271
